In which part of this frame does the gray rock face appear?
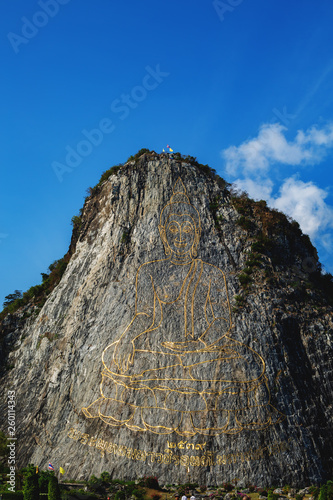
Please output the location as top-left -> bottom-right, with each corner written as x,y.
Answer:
0,154 -> 332,486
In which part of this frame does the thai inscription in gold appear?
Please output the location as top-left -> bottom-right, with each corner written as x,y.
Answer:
68,428 -> 291,467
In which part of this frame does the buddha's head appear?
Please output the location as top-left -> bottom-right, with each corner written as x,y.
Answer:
159,179 -> 201,260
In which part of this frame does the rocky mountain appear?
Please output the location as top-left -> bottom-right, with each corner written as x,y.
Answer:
0,151 -> 332,487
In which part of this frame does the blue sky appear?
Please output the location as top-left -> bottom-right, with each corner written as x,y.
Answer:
1,0 -> 333,307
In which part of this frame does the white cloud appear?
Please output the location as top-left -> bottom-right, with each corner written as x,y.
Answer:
232,177 -> 274,201
320,233 -> 333,254
232,176 -> 333,241
272,178 -> 333,240
222,122 -> 333,176
223,122 -> 333,253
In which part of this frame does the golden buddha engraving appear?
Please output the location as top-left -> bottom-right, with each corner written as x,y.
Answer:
82,179 -> 284,436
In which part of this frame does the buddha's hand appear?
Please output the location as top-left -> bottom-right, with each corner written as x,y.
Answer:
162,340 -> 208,352
113,339 -> 135,373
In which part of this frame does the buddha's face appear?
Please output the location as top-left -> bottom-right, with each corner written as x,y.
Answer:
165,214 -> 196,255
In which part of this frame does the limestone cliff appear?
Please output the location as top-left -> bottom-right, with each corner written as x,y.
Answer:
0,152 -> 332,487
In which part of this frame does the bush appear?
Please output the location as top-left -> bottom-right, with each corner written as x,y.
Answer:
132,488 -> 145,500
121,229 -> 130,244
309,486 -> 320,500
48,475 -> 61,500
38,470 -> 53,494
98,164 -> 123,184
71,215 -> 82,232
0,256 -> 68,320
267,490 -> 279,500
238,273 -> 252,286
127,148 -> 151,162
243,267 -> 253,275
23,465 -> 39,500
100,471 -> 111,483
237,216 -> 254,231
0,430 -> 9,461
319,486 -> 328,500
177,485 -> 188,496
2,493 -> 24,500
115,491 -> 126,500
256,200 -> 267,209
233,294 -> 245,311
251,236 -> 273,254
318,482 -> 333,500
256,489 -> 268,497
3,290 -> 22,308
143,476 -> 160,490
245,254 -> 261,268
183,483 -> 198,490
87,475 -> 102,492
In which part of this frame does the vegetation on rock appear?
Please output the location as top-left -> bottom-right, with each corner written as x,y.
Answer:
48,475 -> 61,500
22,464 -> 39,500
0,257 -> 68,321
1,466 -> 332,500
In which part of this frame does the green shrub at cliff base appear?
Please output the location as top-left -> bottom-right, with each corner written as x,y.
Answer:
38,469 -> 53,494
1,492 -> 24,500
327,481 -> 333,500
142,476 -> 160,490
0,430 -> 9,472
88,474 -> 99,485
267,490 -> 279,500
222,482 -> 233,492
87,475 -> 103,494
122,481 -> 144,499
22,465 -> 39,500
319,481 -> 333,500
132,488 -> 145,500
64,488 -> 94,499
115,491 -> 126,500
100,471 -> 111,483
308,486 -> 319,499
47,474 -> 61,500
